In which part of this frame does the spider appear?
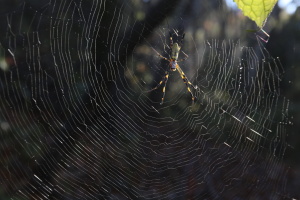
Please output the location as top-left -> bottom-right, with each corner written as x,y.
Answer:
147,32 -> 196,105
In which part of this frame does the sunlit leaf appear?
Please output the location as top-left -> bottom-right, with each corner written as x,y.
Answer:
233,0 -> 278,28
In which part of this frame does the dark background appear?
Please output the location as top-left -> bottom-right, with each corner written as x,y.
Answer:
0,0 -> 299,199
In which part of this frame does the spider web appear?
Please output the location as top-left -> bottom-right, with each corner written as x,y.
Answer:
0,0 -> 294,199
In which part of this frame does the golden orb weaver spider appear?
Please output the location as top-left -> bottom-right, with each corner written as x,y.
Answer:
147,32 -> 196,105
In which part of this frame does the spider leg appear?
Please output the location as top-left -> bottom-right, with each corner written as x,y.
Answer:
177,50 -> 189,62
151,47 -> 169,61
179,33 -> 185,47
145,71 -> 169,105
176,64 -> 195,103
146,71 -> 168,92
160,71 -> 169,105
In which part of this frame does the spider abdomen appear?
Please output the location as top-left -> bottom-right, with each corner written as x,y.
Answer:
171,43 -> 181,60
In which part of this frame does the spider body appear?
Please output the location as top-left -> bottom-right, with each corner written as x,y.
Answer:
169,43 -> 180,71
148,33 -> 196,105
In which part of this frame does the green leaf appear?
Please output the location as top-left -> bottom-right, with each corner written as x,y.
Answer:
233,0 -> 278,28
